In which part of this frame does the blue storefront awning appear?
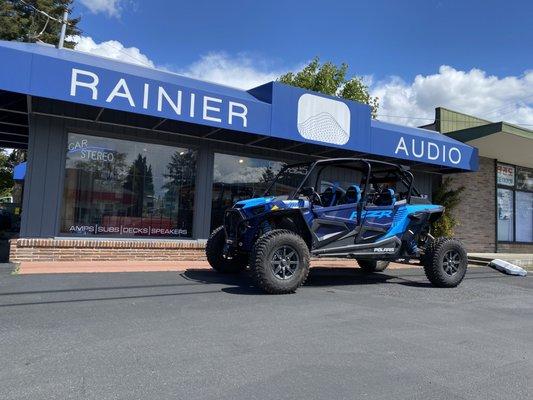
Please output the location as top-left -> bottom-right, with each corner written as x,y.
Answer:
13,161 -> 26,180
0,40 -> 478,171
370,120 -> 478,171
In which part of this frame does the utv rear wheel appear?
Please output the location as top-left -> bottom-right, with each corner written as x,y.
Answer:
357,260 -> 390,272
206,226 -> 247,273
251,229 -> 310,294
423,237 -> 467,287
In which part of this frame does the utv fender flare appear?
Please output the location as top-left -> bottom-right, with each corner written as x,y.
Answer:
409,206 -> 444,223
264,209 -> 313,249
427,210 -> 444,224
417,210 -> 444,225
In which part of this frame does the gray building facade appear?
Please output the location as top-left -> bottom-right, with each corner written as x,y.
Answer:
0,41 -> 483,262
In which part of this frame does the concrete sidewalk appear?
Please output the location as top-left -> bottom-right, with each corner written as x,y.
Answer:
15,259 -> 417,274
469,252 -> 533,269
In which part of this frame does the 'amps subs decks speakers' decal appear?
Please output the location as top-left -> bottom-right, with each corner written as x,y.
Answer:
297,94 -> 351,145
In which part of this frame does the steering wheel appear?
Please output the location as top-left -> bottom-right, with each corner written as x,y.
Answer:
311,190 -> 323,207
300,187 -> 322,206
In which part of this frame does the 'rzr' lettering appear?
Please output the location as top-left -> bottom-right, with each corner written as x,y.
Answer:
366,210 -> 393,219
349,210 -> 393,220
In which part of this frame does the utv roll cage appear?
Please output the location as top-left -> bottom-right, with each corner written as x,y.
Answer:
264,158 -> 420,204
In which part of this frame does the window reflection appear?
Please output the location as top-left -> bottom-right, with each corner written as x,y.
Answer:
516,191 -> 533,242
211,153 -> 286,230
61,133 -> 196,238
497,188 -> 514,242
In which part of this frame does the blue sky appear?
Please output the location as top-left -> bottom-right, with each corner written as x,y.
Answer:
73,0 -> 533,126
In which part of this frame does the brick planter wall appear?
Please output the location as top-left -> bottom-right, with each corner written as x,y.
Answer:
9,238 -> 207,262
498,242 -> 533,254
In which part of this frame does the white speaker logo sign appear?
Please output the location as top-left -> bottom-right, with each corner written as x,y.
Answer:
297,94 -> 351,145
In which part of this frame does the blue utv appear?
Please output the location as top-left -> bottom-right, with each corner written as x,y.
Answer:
206,158 -> 468,294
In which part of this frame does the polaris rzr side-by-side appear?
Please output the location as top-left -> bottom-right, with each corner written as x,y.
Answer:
206,158 -> 468,294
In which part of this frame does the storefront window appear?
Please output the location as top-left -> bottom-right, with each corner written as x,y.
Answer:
497,188 -> 514,242
61,133 -> 196,238
516,191 -> 533,242
496,164 -> 515,186
496,163 -> 533,243
211,153 -> 287,229
517,167 -> 533,191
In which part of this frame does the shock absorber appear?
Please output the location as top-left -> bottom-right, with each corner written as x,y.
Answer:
259,220 -> 272,236
406,229 -> 420,257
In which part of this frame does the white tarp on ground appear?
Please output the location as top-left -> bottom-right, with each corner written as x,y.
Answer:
488,259 -> 528,276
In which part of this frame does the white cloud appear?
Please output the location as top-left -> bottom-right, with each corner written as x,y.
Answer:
214,165 -> 267,184
79,0 -> 123,17
176,52 -> 290,89
72,37 -> 292,90
71,36 -> 155,68
69,36 -> 533,128
371,66 -> 533,127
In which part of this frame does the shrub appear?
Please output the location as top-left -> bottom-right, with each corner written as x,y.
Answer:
431,178 -> 465,237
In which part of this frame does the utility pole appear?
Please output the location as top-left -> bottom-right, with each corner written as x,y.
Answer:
57,9 -> 68,49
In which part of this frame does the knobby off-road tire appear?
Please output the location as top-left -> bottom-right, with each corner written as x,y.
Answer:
206,226 -> 247,273
250,229 -> 310,294
357,260 -> 390,272
420,236 -> 436,266
423,237 -> 467,287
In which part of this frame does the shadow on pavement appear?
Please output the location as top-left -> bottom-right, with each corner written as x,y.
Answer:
307,267 -> 407,287
181,267 -> 434,295
0,289 -> 223,308
180,269 -> 262,295
0,266 -> 509,307
0,280 -> 209,297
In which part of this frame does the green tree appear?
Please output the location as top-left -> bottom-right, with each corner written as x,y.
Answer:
123,154 -> 155,217
260,165 -> 276,184
0,149 -> 13,198
0,0 -> 80,48
278,57 -> 379,118
8,148 -> 26,165
0,1 -> 80,198
0,149 -> 27,198
162,151 -> 197,213
431,178 -> 465,237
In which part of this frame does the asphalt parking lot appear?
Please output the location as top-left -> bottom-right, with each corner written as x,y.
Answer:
0,264 -> 531,400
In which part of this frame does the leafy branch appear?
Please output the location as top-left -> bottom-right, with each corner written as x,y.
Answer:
431,178 -> 465,237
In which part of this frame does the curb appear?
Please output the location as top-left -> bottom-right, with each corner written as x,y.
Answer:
14,260 -> 434,275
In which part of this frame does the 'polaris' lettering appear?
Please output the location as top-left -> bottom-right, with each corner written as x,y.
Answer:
373,247 -> 395,253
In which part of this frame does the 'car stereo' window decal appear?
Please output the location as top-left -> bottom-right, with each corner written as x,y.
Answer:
297,94 -> 351,145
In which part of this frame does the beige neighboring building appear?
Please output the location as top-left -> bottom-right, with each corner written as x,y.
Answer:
422,108 -> 533,254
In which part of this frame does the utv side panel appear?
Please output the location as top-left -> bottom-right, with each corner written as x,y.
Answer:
312,236 -> 401,258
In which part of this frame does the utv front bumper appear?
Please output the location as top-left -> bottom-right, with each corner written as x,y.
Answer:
224,209 -> 245,241
223,208 -> 262,252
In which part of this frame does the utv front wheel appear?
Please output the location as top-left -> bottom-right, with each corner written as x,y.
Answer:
206,226 -> 247,273
357,260 -> 390,273
423,237 -> 467,287
251,229 -> 310,294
